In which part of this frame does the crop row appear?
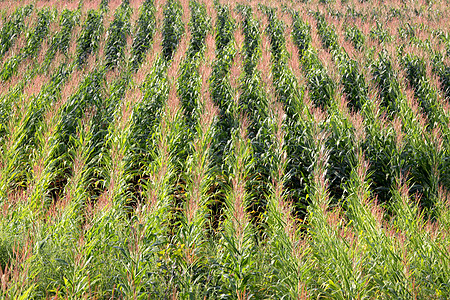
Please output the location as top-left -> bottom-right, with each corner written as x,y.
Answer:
0,0 -> 449,298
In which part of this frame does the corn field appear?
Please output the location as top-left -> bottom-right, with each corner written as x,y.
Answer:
0,0 -> 449,298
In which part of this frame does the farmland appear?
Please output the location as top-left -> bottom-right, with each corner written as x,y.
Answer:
0,0 -> 449,298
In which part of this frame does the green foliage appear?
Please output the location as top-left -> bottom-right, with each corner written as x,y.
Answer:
361,100 -> 403,204
431,54 -> 450,99
130,0 -> 156,70
344,25 -> 365,51
239,70 -> 270,219
123,58 -> 170,191
0,64 -> 72,199
55,70 -> 105,156
208,5 -> 237,225
29,70 -> 106,206
177,0 -> 209,129
291,11 -> 311,59
44,9 -> 78,68
0,8 -> 53,80
187,0 -> 209,57
303,50 -> 336,108
178,56 -> 201,129
369,21 -> 392,43
0,4 -> 33,59
238,5 -> 261,75
262,5 -> 285,62
0,54 -> 21,81
76,9 -> 103,67
263,8 -> 306,205
23,8 -> 53,59
105,1 -> 131,69
397,22 -> 416,40
401,53 -> 427,93
215,4 -> 234,52
371,51 -> 402,114
315,13 -> 339,51
162,0 -> 184,61
1,2 -> 450,299
219,123 -> 261,298
336,53 -> 368,109
99,0 -> 110,12
0,80 -> 26,147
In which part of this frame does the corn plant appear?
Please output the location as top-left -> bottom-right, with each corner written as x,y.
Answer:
29,113 -> 96,298
400,52 -> 444,127
100,0 -> 110,13
27,70 -> 105,210
75,9 -> 103,67
291,10 -> 311,59
211,2 -> 236,148
187,0 -> 209,57
397,52 -> 449,208
263,7 -> 307,206
237,6 -> 275,223
369,21 -> 392,44
324,101 -> 361,200
125,57 -> 170,197
371,50 -> 402,114
23,9 -> 54,59
162,0 -> 184,61
359,96 -> 404,204
302,49 -> 336,108
390,179 -> 450,298
0,80 -> 29,159
177,0 -> 209,130
335,52 -> 368,110
397,22 -> 416,41
0,64 -> 73,202
264,100 -> 310,298
43,9 -> 78,69
87,73 -> 132,201
87,87 -> 151,299
104,1 -> 131,69
215,3 -> 234,52
219,118 -> 260,298
1,8 -> 53,80
431,53 -> 450,100
290,11 -> 336,109
138,65 -> 189,298
0,4 -> 33,60
237,5 -> 260,76
343,150 -> 407,298
1,1 -> 450,298
208,3 -> 237,231
306,126 -> 366,299
176,84 -> 217,299
344,24 -> 365,51
130,0 -> 156,70
314,12 -> 339,52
